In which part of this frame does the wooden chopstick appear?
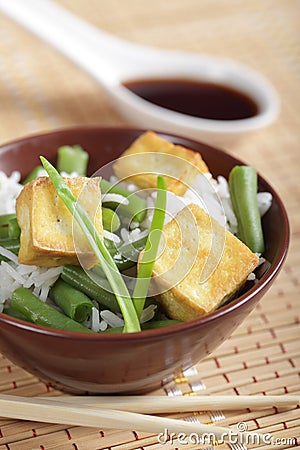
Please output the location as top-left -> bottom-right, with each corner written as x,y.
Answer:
0,394 -> 259,443
42,394 -> 300,413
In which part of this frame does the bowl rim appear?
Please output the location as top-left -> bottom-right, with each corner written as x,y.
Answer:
0,125 -> 290,341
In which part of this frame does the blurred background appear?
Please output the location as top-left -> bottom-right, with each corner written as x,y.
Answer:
0,1 -> 299,160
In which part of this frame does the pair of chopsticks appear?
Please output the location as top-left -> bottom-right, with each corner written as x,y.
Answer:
1,394 -> 299,443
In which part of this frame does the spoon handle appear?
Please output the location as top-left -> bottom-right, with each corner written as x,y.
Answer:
0,0 -> 151,85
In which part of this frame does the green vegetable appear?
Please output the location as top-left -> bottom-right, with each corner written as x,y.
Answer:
11,287 -> 93,332
61,265 -> 120,313
104,319 -> 182,333
133,176 -> 167,318
40,156 -> 141,333
0,214 -> 16,226
8,218 -> 20,239
103,238 -> 118,256
3,305 -> 32,322
102,207 -> 120,232
100,179 -> 147,223
0,238 -> 20,261
0,214 -> 17,239
229,165 -> 264,253
22,165 -> 44,184
0,226 -> 9,239
49,278 -> 94,322
110,235 -> 148,271
57,145 -> 89,176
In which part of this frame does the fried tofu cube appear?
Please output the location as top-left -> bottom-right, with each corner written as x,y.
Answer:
16,176 -> 102,268
152,204 -> 259,321
113,131 -> 209,195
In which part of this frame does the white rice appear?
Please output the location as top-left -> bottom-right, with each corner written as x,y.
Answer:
91,307 -> 100,330
0,246 -> 19,264
147,173 -> 271,235
103,229 -> 121,243
119,227 -> 148,244
257,192 -> 273,216
140,304 -> 157,324
100,310 -> 124,328
247,272 -> 257,281
129,221 -> 140,230
23,266 -> 63,289
0,170 -> 23,214
146,173 -> 230,229
0,246 -> 62,310
1,261 -> 25,284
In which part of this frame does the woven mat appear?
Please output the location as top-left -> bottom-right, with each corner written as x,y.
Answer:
0,1 -> 299,449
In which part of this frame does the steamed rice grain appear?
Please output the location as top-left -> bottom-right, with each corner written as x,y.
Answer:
100,310 -> 124,328
0,170 -> 23,215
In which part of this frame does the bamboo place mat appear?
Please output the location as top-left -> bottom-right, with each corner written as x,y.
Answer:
0,0 -> 299,449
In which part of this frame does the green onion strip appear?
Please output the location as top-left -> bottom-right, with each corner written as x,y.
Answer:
40,156 -> 140,333
133,176 -> 167,318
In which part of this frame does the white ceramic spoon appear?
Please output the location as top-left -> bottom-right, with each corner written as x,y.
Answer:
0,0 -> 279,144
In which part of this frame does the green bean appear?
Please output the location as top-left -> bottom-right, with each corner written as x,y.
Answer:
104,319 -> 182,333
140,319 -> 182,329
49,278 -> 94,323
0,215 -> 18,239
57,145 -> 89,176
8,218 -> 20,239
112,254 -> 137,272
22,165 -> 44,184
119,235 -> 148,257
41,156 -> 140,333
100,179 -> 147,223
11,287 -> 94,332
112,235 -> 148,271
102,207 -> 120,232
90,261 -> 106,278
3,305 -> 32,322
103,238 -> 118,256
133,176 -> 167,318
229,165 -> 264,253
0,214 -> 19,238
0,226 -> 9,239
0,214 -> 16,226
0,238 -> 20,261
62,266 -> 120,313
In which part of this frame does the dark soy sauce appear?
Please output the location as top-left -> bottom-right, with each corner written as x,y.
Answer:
123,78 -> 259,120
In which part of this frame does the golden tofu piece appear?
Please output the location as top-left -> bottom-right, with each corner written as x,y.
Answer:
152,204 -> 259,321
113,131 -> 209,195
16,176 -> 102,268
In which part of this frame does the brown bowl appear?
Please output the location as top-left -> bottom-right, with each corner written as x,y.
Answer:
0,127 -> 289,393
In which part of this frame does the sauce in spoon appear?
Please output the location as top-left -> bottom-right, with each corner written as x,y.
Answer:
123,78 -> 259,121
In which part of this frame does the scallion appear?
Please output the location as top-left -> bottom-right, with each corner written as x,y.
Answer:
40,156 -> 140,333
132,176 -> 167,318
